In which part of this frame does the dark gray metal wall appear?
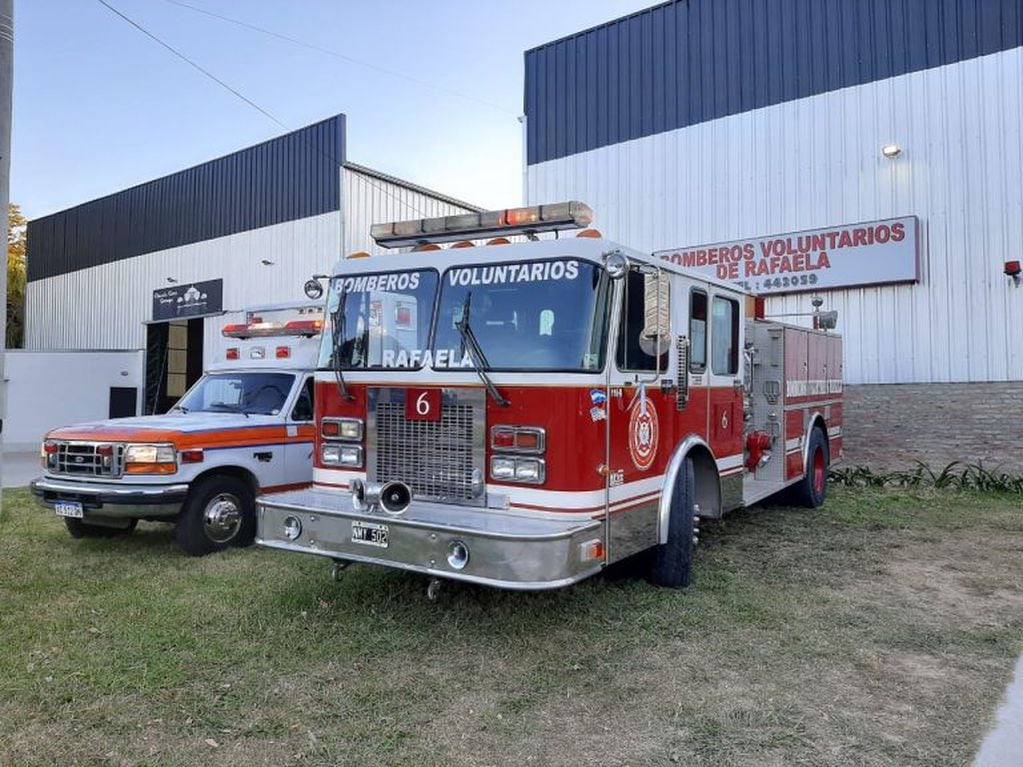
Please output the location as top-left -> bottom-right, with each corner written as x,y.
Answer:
27,114 -> 346,281
524,0 -> 1023,165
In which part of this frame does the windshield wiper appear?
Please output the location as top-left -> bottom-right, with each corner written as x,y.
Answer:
455,292 -> 510,407
331,286 -> 356,402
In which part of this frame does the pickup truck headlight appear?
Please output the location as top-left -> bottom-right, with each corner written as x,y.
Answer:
124,444 -> 177,474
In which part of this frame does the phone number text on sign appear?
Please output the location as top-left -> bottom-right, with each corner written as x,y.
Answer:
654,216 -> 918,295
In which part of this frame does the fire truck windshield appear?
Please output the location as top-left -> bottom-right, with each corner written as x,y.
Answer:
318,269 -> 439,370
433,258 -> 611,372
176,372 -> 295,415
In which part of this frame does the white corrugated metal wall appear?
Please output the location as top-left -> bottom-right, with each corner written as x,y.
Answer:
25,165 -> 479,369
525,48 -> 1023,385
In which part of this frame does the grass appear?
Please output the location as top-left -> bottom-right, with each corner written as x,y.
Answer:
1,486 -> 1021,766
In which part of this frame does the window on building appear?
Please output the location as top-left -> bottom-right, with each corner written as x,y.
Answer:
689,290 -> 707,372
616,269 -> 670,372
711,296 -> 740,375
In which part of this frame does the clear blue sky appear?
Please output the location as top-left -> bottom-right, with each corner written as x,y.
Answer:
12,0 -> 653,220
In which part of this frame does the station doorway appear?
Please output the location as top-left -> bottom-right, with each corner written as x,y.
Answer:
144,318 -> 204,414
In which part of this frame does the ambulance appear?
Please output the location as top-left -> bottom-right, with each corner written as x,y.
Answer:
255,203 -> 843,593
30,303 -> 322,555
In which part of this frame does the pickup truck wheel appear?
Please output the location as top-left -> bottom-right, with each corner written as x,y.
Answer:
649,457 -> 696,588
64,517 -> 137,538
791,428 -> 828,508
177,476 -> 255,556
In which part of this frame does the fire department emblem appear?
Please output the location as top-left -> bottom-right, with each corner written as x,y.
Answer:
628,402 -> 659,471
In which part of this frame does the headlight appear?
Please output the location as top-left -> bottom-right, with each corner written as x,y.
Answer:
490,457 -> 515,480
489,456 -> 546,484
124,443 -> 177,474
321,444 -> 362,467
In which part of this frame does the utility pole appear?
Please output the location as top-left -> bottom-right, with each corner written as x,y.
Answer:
0,0 -> 12,504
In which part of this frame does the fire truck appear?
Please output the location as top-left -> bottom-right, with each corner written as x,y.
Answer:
256,203 -> 842,593
30,303 -> 322,556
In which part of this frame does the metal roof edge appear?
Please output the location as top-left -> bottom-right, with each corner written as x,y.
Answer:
27,114 -> 346,225
523,0 -> 674,55
343,162 -> 484,213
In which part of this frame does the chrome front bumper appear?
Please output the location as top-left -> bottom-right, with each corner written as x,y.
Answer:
30,476 -> 190,519
256,487 -> 605,591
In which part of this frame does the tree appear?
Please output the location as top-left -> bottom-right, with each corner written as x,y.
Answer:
7,202 -> 26,348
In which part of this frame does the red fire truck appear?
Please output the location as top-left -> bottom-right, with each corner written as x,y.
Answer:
256,203 -> 842,593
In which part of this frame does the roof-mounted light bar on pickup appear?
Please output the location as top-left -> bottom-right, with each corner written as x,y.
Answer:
369,201 -> 594,249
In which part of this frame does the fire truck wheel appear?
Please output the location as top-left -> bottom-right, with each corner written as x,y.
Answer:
64,517 -> 137,538
176,475 -> 255,556
650,456 -> 696,589
792,428 -> 829,508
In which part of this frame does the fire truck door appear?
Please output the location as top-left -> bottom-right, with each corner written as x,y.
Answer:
705,292 -> 745,492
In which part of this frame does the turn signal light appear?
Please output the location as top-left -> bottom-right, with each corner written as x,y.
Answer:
43,441 -> 58,455
490,426 -> 545,454
181,449 -> 204,464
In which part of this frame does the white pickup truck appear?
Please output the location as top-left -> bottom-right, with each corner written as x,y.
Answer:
30,303 -> 322,555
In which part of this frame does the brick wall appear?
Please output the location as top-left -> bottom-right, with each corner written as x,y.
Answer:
841,382 -> 1023,473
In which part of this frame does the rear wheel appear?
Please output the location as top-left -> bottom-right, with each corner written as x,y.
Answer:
791,427 -> 828,508
176,475 -> 255,556
650,457 -> 697,588
64,517 -> 137,538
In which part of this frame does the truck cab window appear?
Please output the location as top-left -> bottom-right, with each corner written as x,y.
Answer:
616,269 -> 669,372
291,377 -> 314,422
711,296 -> 740,375
689,290 -> 708,372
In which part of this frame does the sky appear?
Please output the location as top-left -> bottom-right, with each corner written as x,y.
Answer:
11,0 -> 654,220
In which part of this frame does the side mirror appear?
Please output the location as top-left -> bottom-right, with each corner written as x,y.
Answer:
638,271 -> 671,357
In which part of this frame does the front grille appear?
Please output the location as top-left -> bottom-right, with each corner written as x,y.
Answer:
372,390 -> 482,504
51,442 -> 124,477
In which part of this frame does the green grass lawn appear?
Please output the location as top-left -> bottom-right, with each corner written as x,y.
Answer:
1,486 -> 1021,767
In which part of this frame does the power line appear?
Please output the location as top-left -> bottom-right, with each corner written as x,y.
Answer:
94,0 -> 430,218
160,0 -> 518,117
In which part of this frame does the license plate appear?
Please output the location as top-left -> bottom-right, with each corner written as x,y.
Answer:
54,501 -> 84,519
351,521 -> 388,548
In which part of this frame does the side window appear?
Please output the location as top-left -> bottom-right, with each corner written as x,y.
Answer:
711,296 -> 740,375
291,378 -> 314,421
615,269 -> 670,372
689,290 -> 708,372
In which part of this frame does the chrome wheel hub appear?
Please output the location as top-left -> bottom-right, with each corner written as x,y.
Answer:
203,493 -> 242,543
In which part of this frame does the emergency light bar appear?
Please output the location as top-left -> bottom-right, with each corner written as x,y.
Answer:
221,319 -> 323,339
370,201 -> 594,249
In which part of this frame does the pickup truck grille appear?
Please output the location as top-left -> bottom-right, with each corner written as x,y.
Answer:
369,388 -> 485,506
50,442 -> 124,478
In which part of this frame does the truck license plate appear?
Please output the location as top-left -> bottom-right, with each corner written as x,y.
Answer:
351,521 -> 388,548
54,501 -> 84,519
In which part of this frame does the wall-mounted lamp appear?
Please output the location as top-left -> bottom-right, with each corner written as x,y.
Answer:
881,143 -> 902,159
166,277 -> 178,284
1005,260 -> 1021,287
261,259 -> 275,266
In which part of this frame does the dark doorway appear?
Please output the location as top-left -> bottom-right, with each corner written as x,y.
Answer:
144,318 -> 205,414
109,387 -> 138,419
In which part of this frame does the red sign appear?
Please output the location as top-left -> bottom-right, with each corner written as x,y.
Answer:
405,389 -> 441,422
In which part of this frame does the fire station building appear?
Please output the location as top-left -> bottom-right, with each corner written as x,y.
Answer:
22,114 -> 478,420
523,0 -> 1023,470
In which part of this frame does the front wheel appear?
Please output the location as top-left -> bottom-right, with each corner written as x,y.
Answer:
176,475 -> 255,556
791,428 -> 828,508
649,457 -> 697,588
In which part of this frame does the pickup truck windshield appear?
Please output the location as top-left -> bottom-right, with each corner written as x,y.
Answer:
433,258 -> 611,372
176,372 -> 295,415
318,269 -> 439,370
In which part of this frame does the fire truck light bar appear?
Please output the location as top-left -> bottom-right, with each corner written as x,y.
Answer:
370,202 -> 594,249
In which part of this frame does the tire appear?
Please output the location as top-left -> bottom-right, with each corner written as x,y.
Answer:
650,457 -> 697,588
791,427 -> 828,508
176,475 -> 255,556
64,517 -> 137,538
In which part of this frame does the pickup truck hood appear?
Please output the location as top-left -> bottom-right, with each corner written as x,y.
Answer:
45,412 -> 286,446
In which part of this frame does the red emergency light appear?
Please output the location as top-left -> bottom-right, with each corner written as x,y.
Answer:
1005,260 -> 1021,286
226,348 -> 240,360
275,346 -> 291,359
